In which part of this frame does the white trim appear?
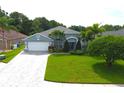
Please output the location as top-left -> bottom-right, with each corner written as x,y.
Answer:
23,33 -> 53,41
40,33 -> 54,41
66,36 -> 78,42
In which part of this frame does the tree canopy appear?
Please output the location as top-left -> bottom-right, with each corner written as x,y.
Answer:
68,25 -> 85,32
0,16 -> 17,51
87,36 -> 124,67
81,23 -> 105,41
1,7 -> 124,36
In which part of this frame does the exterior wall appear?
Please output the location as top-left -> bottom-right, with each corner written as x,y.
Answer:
0,39 -> 8,50
0,38 -> 24,50
7,40 -> 11,49
53,40 -> 65,49
0,39 -> 2,50
10,38 -> 23,44
52,34 -> 80,50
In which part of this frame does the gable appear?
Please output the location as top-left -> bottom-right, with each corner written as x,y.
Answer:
24,33 -> 53,42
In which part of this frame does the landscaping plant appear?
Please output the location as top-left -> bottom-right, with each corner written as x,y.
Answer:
87,35 -> 124,67
63,40 -> 69,52
75,39 -> 81,50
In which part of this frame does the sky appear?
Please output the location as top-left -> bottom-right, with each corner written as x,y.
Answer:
1,0 -> 124,27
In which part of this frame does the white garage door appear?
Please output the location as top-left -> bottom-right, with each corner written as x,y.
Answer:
28,42 -> 49,51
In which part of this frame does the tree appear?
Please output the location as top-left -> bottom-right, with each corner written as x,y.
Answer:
69,25 -> 85,32
38,17 -> 50,31
10,12 -> 32,35
32,17 -> 43,34
49,30 -> 65,49
87,36 -> 124,67
81,23 -> 105,42
113,25 -> 122,30
0,7 -> 8,17
32,17 -> 50,34
0,16 -> 17,51
32,17 -> 65,34
101,24 -> 115,31
63,40 -> 69,52
76,39 -> 81,50
48,20 -> 65,28
81,29 -> 95,41
90,23 -> 105,35
80,28 -> 96,49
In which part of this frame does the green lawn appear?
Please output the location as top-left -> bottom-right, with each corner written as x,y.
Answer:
45,54 -> 124,84
0,45 -> 24,63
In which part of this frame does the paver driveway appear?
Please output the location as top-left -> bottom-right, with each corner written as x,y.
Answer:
0,51 -> 49,87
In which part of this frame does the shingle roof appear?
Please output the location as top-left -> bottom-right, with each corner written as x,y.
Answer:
40,26 -> 80,36
0,30 -> 27,40
102,28 -> 124,36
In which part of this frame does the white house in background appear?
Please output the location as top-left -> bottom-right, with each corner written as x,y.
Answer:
24,26 -> 82,51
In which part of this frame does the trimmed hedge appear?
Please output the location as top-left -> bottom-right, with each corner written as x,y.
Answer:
69,50 -> 84,55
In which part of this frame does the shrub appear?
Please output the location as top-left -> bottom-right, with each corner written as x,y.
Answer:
70,50 -> 84,55
63,40 -> 69,52
11,45 -> 14,49
54,49 -> 63,53
76,39 -> 81,50
87,35 -> 124,67
48,46 -> 54,53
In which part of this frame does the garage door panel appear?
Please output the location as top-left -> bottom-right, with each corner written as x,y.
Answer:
28,42 -> 49,51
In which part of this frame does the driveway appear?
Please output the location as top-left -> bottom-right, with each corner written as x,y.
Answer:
0,51 -> 49,87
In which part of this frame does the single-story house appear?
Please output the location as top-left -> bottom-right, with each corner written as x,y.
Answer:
0,30 -> 27,50
24,26 -> 82,51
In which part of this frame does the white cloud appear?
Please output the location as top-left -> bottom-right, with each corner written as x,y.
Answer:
1,0 -> 124,26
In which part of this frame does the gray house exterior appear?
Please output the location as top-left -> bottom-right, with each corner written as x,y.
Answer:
102,28 -> 124,36
24,26 -> 81,51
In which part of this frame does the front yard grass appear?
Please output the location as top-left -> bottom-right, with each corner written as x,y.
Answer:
0,45 -> 24,63
45,54 -> 124,84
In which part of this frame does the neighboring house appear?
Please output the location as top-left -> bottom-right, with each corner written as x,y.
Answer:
102,28 -> 124,36
24,26 -> 81,51
0,30 -> 27,50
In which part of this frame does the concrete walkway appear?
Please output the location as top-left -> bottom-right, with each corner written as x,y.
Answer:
0,51 -> 123,87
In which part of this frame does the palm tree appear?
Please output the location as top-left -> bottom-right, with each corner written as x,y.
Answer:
0,16 -> 17,51
80,23 -> 105,48
49,30 -> 65,49
90,23 -> 105,37
81,23 -> 105,40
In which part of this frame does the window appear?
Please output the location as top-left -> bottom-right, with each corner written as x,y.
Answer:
67,37 -> 77,50
68,42 -> 76,50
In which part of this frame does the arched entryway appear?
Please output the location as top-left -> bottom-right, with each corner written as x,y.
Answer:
66,37 -> 78,50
